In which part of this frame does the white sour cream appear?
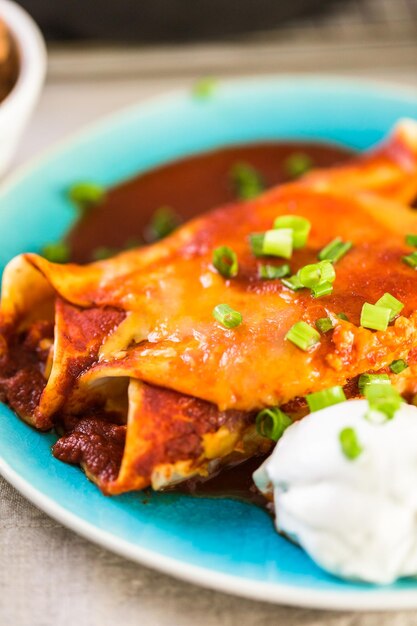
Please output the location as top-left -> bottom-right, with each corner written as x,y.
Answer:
253,399 -> 417,584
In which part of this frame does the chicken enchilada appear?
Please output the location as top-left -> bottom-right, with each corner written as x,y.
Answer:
1,120 -> 417,499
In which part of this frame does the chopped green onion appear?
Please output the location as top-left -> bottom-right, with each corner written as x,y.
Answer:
318,238 -> 352,263
285,321 -> 320,351
281,275 -> 303,291
41,241 -> 70,263
375,293 -> 404,321
358,373 -> 390,394
273,215 -> 311,249
390,359 -> 408,374
262,229 -> 293,259
231,162 -> 264,200
68,182 -> 106,214
284,152 -> 313,179
360,302 -> 391,331
339,427 -> 363,460
124,237 -> 142,250
402,251 -> 417,268
406,234 -> 417,247
365,408 -> 391,425
212,304 -> 242,329
296,260 -> 335,298
337,312 -> 349,321
312,281 -> 333,298
145,206 -> 181,242
365,383 -> 402,420
259,263 -> 290,280
318,261 -> 336,283
316,317 -> 334,333
297,260 -> 335,288
212,246 -> 239,278
249,233 -> 265,257
91,246 -> 118,261
91,237 -> 141,261
306,385 -> 346,412
192,76 -> 217,99
255,407 -> 292,441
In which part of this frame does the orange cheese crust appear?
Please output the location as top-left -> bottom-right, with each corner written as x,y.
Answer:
1,120 -> 417,493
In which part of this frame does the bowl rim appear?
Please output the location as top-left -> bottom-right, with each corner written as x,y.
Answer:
0,0 -> 46,120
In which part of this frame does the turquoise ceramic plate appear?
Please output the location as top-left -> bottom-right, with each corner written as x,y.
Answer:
1,78 -> 417,610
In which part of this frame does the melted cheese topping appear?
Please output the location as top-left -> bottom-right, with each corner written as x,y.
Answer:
1,120 -> 417,493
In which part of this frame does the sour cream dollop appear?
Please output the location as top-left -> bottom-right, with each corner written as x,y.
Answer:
253,399 -> 417,584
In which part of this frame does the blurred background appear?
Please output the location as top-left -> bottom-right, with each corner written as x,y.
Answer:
10,0 -> 417,164
1,3 -> 417,626
17,0 -> 417,45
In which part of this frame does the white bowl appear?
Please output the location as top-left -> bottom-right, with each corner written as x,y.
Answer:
0,0 -> 46,176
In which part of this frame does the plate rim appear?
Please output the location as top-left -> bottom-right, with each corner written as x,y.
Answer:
1,75 -> 417,611
2,73 -> 417,200
3,455 -> 417,612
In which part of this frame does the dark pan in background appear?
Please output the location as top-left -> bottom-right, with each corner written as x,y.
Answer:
18,0 -> 347,42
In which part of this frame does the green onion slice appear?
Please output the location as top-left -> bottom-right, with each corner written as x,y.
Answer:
402,251 -> 417,268
360,302 -> 391,331
255,407 -> 292,441
249,233 -> 265,257
212,304 -> 242,329
262,229 -> 293,259
284,152 -> 313,179
406,234 -> 417,247
281,275 -> 303,291
315,317 -> 334,333
375,293 -> 404,322
358,373 -> 390,394
297,260 -> 335,288
124,237 -> 142,249
337,312 -> 349,321
68,182 -> 106,214
390,359 -> 408,374
285,321 -> 320,351
192,76 -> 217,99
231,163 -> 264,200
145,206 -> 181,242
41,241 -> 71,264
306,385 -> 346,412
92,237 -> 141,261
212,246 -> 238,278
91,246 -> 118,261
258,263 -> 290,280
273,215 -> 311,249
318,237 -> 352,263
364,383 -> 402,421
312,281 -> 333,298
339,427 -> 363,460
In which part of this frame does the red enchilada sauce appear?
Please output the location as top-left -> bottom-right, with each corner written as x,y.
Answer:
66,142 -> 352,263
63,140 -> 353,503
4,141 -> 353,503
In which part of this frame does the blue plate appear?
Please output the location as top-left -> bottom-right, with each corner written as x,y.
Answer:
1,77 -> 417,610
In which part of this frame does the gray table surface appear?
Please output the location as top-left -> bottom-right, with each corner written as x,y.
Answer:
1,45 -> 417,625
